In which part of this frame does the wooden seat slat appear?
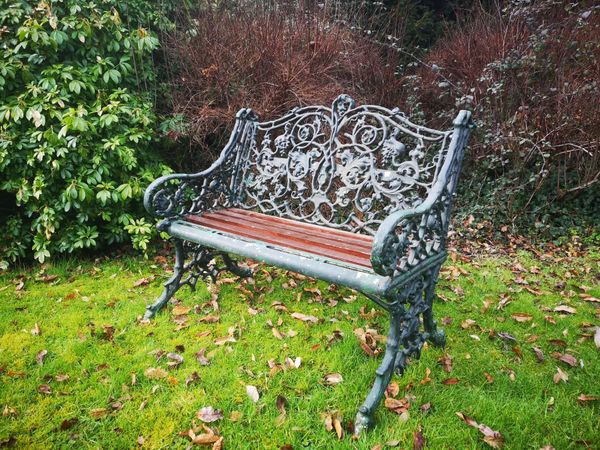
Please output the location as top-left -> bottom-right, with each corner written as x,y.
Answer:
186,212 -> 372,269
208,209 -> 373,253
228,208 -> 374,244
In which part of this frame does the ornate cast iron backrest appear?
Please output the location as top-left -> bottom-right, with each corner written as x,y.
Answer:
239,95 -> 454,235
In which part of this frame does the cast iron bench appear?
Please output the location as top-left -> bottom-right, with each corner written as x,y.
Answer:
143,95 -> 473,435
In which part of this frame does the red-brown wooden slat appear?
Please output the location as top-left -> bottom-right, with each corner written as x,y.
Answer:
187,215 -> 371,268
228,208 -> 374,244
209,209 -> 373,254
186,214 -> 372,268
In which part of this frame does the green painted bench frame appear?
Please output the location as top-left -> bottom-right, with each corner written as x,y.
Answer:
143,95 -> 473,435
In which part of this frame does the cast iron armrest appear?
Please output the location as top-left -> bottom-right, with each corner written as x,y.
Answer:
143,109 -> 257,219
370,110 -> 474,277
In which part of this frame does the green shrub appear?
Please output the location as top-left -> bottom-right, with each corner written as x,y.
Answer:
0,1 -> 171,264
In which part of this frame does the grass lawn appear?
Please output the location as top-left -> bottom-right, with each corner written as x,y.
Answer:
0,246 -> 598,449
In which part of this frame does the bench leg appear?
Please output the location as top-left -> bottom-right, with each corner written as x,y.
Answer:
422,265 -> 446,348
144,240 -> 186,320
144,240 -> 252,320
354,307 -> 403,436
355,277 -> 432,435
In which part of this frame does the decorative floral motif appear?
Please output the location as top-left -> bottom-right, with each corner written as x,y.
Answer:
240,95 -> 453,234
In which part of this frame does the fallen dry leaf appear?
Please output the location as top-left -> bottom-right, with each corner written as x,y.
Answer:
553,366 -> 569,384
185,371 -> 200,387
166,352 -> 184,368
38,384 -> 51,395
323,411 -> 343,439
246,385 -> 259,402
511,313 -> 533,323
385,381 -> 400,398
553,305 -> 576,314
577,394 -> 598,403
456,412 -> 504,448
171,305 -> 192,316
323,373 -> 344,386
413,424 -> 426,450
197,406 -> 224,423
36,349 -> 48,366
442,378 -> 460,385
438,354 -> 453,373
557,353 -> 577,368
290,312 -> 319,323
90,408 -> 109,419
31,322 -> 41,336
214,335 -> 236,345
196,348 -> 211,366
419,368 -> 432,385
60,417 -> 78,430
275,395 -> 288,425
144,367 -> 168,379
532,347 -> 545,363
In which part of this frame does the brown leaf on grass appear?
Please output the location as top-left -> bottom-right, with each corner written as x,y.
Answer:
214,335 -> 236,345
198,314 -> 220,323
144,367 -> 168,379
171,305 -> 192,316
553,367 -> 569,384
441,378 -> 460,385
36,349 -> 48,366
189,425 -> 221,445
290,312 -> 318,323
55,373 -> 70,382
419,368 -> 432,385
166,352 -> 184,368
553,305 -> 576,314
31,322 -> 41,335
484,372 -> 494,383
456,412 -> 504,448
438,354 -> 453,373
461,319 -> 477,329
90,408 -> 109,419
196,348 -> 211,366
548,339 -> 567,347
413,424 -> 426,450
323,411 -> 344,439
60,417 -> 78,430
246,385 -> 259,402
323,373 -> 343,386
38,274 -> 59,283
577,394 -> 599,403
185,371 -> 200,387
38,384 -> 52,394
133,276 -> 154,287
532,347 -> 545,363
555,353 -> 577,367
384,397 -> 410,420
197,406 -> 224,423
102,325 -> 115,341
275,395 -> 288,425
2,406 -> 17,417
212,436 -> 224,450
385,381 -> 400,398
511,313 -> 533,323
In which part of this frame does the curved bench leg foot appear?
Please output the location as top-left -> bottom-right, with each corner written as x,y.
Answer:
144,240 -> 186,320
354,309 -> 402,436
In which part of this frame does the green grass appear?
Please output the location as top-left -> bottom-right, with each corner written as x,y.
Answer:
0,249 -> 598,449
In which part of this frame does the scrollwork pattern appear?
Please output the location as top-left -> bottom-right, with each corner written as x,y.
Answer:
240,95 -> 452,234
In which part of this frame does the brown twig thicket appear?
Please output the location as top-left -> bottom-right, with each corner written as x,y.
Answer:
160,1 -> 403,169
